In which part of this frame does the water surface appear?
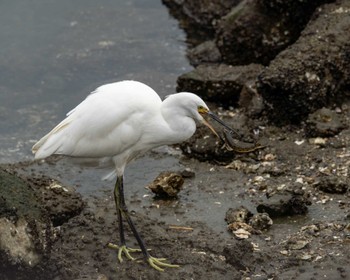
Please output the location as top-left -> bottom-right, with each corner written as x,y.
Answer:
0,0 -> 190,163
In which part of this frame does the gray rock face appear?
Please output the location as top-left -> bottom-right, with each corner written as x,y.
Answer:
0,168 -> 85,279
162,0 -> 240,44
257,1 -> 350,125
177,63 -> 264,105
164,0 -> 350,126
0,169 -> 51,270
216,0 -> 334,65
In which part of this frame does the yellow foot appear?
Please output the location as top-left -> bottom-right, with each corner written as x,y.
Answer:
107,243 -> 141,262
148,256 -> 180,272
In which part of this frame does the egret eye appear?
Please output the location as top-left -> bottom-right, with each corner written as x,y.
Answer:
197,105 -> 207,114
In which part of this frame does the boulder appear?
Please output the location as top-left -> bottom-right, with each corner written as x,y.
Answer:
0,167 -> 85,279
177,63 -> 264,105
257,1 -> 350,125
216,0 -> 333,65
162,0 -> 239,44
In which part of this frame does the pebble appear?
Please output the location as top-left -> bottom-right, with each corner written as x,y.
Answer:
147,171 -> 184,197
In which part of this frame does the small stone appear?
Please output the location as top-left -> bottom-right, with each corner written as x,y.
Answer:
147,171 -> 184,198
299,254 -> 312,260
306,108 -> 346,137
233,228 -> 251,239
300,224 -> 320,235
264,153 -> 276,161
295,177 -> 304,184
180,168 -> 195,178
309,137 -> 327,146
227,222 -> 254,233
249,213 -> 273,231
286,237 -> 310,250
253,176 -> 265,183
294,140 -> 305,145
316,175 -> 349,194
225,206 -> 253,224
225,160 -> 248,170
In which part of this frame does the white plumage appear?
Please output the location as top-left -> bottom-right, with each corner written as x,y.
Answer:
32,80 -> 228,271
33,81 -> 209,175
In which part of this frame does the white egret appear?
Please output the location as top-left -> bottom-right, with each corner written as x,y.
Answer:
32,80 -> 234,271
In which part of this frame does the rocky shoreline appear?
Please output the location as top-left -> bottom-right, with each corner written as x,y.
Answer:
164,0 -> 350,125
1,1 -> 349,279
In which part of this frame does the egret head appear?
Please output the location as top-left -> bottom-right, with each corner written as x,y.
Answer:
183,93 -> 237,141
196,104 -> 222,138
163,92 -> 237,141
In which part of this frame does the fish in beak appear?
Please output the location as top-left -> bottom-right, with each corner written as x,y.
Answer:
199,109 -> 239,141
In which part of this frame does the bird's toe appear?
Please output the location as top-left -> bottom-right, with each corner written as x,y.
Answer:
108,243 -> 142,262
147,256 -> 180,272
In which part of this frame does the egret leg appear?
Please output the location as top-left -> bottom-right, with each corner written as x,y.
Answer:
108,176 -> 141,262
111,175 -> 179,271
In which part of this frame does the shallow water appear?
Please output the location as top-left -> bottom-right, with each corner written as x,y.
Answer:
0,0 -> 190,163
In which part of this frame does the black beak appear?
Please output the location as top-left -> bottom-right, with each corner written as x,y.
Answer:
207,111 -> 240,139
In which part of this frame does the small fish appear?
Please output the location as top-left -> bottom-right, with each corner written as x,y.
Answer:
223,129 -> 265,153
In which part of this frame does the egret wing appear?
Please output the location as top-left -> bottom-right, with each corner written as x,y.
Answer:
32,81 -> 162,159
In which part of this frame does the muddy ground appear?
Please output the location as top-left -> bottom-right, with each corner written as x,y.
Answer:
1,100 -> 350,280
1,0 -> 350,279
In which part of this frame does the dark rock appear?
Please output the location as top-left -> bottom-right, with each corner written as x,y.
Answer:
177,63 -> 264,106
305,107 -> 347,137
226,208 -> 273,237
249,213 -> 273,231
0,167 -> 85,279
187,40 -> 222,66
24,175 -> 86,228
162,0 -> 240,45
225,206 -> 253,224
238,82 -> 265,116
216,0 -> 332,65
147,171 -> 184,198
180,168 -> 196,178
316,175 -> 349,194
42,184 -> 86,227
179,125 -> 233,163
257,192 -> 311,217
257,0 -> 350,125
0,169 -> 53,279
